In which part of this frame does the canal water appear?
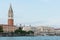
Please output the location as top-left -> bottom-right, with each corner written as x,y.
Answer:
0,36 -> 60,40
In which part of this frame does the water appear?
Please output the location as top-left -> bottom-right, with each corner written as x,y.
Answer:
0,36 -> 60,40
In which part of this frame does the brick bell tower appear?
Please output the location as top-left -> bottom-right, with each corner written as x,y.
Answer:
8,4 -> 14,26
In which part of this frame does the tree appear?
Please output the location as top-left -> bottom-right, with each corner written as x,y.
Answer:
27,31 -> 34,34
19,27 -> 22,30
14,27 -> 34,36
14,27 -> 26,34
0,26 -> 3,32
15,29 -> 20,34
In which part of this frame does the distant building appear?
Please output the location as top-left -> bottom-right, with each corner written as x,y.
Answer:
22,26 -> 31,32
54,28 -> 60,34
22,26 -> 55,35
34,26 -> 55,35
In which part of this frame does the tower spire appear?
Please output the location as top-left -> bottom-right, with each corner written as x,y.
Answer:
9,4 -> 13,13
8,4 -> 14,26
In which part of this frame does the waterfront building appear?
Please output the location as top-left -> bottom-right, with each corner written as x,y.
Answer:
22,26 -> 32,32
54,28 -> 60,35
34,26 -> 55,35
22,26 -> 55,35
0,4 -> 18,32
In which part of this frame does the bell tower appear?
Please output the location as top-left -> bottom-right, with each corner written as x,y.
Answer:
8,4 -> 14,26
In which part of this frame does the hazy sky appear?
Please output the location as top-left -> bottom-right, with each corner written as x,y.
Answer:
0,0 -> 60,27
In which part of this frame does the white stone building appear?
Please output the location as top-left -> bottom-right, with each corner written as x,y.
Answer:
22,26 -> 55,35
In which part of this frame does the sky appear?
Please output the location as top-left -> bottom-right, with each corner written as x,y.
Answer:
0,0 -> 60,28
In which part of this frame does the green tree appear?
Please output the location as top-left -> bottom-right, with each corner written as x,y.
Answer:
0,26 -> 3,32
14,27 -> 26,34
19,27 -> 22,30
27,31 -> 34,34
15,29 -> 20,34
14,27 -> 34,35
